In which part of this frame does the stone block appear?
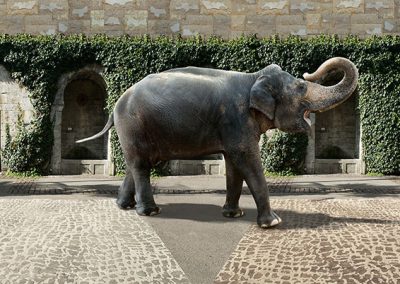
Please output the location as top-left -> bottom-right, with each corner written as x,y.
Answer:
290,0 -> 316,14
91,0 -> 104,10
307,14 -> 321,27
67,20 -> 91,34
276,25 -> 307,36
51,12 -> 69,21
383,20 -> 397,33
168,160 -> 225,175
71,5 -> 90,20
346,163 -> 356,174
0,14 -> 16,33
104,9 -> 125,21
307,14 -> 322,35
104,0 -> 140,16
58,22 -> 69,33
351,24 -> 383,36
321,14 -> 351,35
365,0 -> 394,18
170,0 -> 200,14
25,24 -> 57,35
200,0 -> 230,15
258,0 -> 289,15
276,15 -> 305,25
39,0 -> 68,14
231,15 -> 246,30
334,0 -> 364,14
170,21 -> 180,33
147,0 -> 169,19
124,10 -> 148,31
0,4 -> 5,16
104,0 -> 135,6
183,15 -> 213,25
25,24 -> 58,35
105,16 -> 122,26
148,20 -> 175,35
214,15 -> 231,37
246,15 -> 276,35
135,0 -> 148,10
313,2 -> 333,13
181,25 -> 213,37
148,6 -> 168,19
91,10 -> 104,28
94,164 -> 105,175
8,1 -> 38,15
231,0 -> 257,14
351,14 -> 380,25
230,30 -> 252,39
25,15 -> 53,25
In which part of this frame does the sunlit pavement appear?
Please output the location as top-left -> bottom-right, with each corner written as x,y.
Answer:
0,174 -> 399,283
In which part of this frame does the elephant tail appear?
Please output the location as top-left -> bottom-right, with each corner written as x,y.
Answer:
76,113 -> 114,143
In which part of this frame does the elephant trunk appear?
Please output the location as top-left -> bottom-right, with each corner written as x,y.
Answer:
303,57 -> 359,112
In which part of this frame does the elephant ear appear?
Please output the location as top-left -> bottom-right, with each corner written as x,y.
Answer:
249,75 -> 279,121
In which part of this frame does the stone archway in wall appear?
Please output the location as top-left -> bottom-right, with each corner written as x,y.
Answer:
313,89 -> 362,174
51,66 -> 112,175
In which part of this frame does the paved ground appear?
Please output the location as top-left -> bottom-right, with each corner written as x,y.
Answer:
0,174 -> 399,283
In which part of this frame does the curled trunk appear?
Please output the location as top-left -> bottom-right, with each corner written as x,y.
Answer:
303,57 -> 359,112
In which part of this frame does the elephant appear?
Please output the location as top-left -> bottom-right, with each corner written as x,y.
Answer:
77,57 -> 358,228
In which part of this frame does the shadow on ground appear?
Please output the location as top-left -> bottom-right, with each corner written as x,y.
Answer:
151,203 -> 398,230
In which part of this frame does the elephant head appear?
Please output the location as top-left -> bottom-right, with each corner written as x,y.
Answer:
250,57 -> 359,133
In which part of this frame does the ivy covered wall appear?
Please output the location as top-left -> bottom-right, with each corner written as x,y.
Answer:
0,35 -> 399,175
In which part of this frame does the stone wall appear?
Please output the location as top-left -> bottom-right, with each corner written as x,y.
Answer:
0,0 -> 398,38
0,65 -> 35,170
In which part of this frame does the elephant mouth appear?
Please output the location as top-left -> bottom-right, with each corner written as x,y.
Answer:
303,110 -> 312,127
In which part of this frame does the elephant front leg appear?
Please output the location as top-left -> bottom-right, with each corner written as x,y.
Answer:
227,150 -> 281,228
116,171 -> 136,210
222,157 -> 245,218
129,159 -> 161,216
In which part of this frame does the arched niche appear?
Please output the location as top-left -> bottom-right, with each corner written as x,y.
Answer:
310,70 -> 362,174
315,94 -> 360,160
51,65 -> 112,175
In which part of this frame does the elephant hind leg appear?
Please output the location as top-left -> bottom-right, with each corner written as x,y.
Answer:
222,156 -> 245,218
116,169 -> 136,210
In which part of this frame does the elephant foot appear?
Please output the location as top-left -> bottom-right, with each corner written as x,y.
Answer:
136,205 -> 161,216
258,211 -> 282,229
222,205 -> 245,218
116,198 -> 136,210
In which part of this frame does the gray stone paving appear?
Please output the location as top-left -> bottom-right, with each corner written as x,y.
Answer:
215,199 -> 400,284
0,199 -> 189,284
2,176 -> 399,196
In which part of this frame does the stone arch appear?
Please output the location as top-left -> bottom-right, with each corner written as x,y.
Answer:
51,65 -> 112,175
307,70 -> 362,174
315,94 -> 360,160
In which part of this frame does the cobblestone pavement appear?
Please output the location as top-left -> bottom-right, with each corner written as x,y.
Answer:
0,199 -> 189,284
215,199 -> 400,284
1,175 -> 399,283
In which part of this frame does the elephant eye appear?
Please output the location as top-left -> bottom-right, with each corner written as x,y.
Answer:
296,82 -> 306,93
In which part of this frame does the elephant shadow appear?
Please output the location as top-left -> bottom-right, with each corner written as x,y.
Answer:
154,203 -> 396,230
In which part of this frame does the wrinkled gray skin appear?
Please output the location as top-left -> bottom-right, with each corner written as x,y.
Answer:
77,57 -> 358,228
